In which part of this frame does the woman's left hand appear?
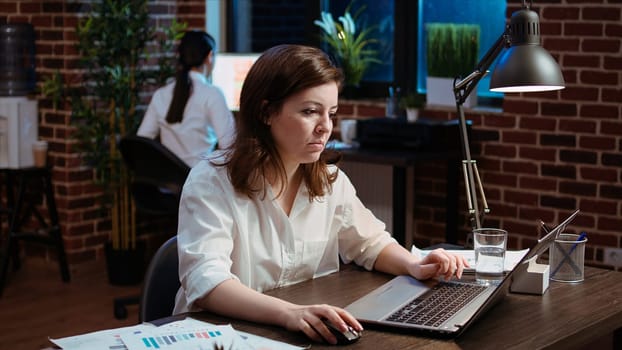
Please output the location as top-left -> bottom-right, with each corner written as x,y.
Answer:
409,248 -> 469,280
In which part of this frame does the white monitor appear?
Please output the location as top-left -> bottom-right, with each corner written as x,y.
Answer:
210,52 -> 260,111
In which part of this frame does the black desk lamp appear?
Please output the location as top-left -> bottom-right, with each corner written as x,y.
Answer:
454,0 -> 565,231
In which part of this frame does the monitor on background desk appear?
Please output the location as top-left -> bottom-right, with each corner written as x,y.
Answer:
210,53 -> 260,111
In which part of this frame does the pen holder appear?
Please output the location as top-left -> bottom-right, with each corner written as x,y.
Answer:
510,255 -> 550,295
550,233 -> 587,283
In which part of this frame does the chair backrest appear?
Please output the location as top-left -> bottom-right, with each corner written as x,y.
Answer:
139,236 -> 180,323
118,135 -> 191,215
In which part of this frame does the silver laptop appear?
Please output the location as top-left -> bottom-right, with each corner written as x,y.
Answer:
344,209 -> 580,338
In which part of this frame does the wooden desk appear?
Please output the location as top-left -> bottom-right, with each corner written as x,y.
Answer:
157,265 -> 622,349
338,147 -> 461,247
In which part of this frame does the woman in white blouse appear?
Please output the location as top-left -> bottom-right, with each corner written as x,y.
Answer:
174,44 -> 468,345
137,30 -> 235,167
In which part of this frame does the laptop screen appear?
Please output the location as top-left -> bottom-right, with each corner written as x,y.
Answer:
210,53 -> 260,111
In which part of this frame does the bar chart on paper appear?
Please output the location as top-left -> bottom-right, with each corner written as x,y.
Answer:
140,329 -> 223,348
120,323 -> 245,350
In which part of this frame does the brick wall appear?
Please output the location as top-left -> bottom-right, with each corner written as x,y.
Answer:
1,0 -> 620,272
0,1 -> 205,266
341,0 -> 622,270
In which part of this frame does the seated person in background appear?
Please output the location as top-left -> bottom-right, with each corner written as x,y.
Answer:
173,44 -> 468,345
137,30 -> 235,167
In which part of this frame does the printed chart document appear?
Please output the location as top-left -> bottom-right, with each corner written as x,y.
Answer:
411,245 -> 529,273
49,317 -> 306,350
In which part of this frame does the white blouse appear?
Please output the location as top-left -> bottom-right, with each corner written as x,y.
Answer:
137,71 -> 235,167
173,154 -> 397,314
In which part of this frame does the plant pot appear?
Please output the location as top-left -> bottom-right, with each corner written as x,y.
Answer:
426,77 -> 477,108
104,241 -> 146,286
406,108 -> 419,123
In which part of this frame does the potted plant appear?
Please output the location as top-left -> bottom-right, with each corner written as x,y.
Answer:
425,23 -> 480,108
42,0 -> 185,285
314,1 -> 381,97
399,92 -> 426,123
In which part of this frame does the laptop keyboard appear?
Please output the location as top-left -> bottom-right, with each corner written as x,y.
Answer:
386,281 -> 488,327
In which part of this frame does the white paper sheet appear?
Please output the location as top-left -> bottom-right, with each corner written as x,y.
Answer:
49,317 -> 306,350
412,246 -> 529,273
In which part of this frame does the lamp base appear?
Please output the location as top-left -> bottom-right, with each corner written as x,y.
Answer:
510,255 -> 550,295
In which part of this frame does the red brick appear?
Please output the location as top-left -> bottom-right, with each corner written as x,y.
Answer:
582,7 -> 621,21
598,217 -> 622,233
559,119 -> 597,134
606,23 -> 622,38
541,102 -> 578,116
579,136 -> 616,150
519,147 -> 557,161
519,116 -> 557,131
579,199 -> 618,216
485,172 -> 518,187
580,71 -> 618,85
602,121 -> 622,136
540,22 -> 562,35
562,54 -> 600,68
0,4 -> 17,12
541,134 -> 577,147
540,195 -> 577,210
559,181 -> 597,196
583,232 -> 617,246
503,100 -> 539,115
19,2 -> 42,13
560,150 -> 597,164
582,38 -> 621,53
581,104 -> 619,119
561,69 -> 578,84
604,56 -> 622,70
541,164 -> 576,179
505,190 -> 539,206
518,176 -> 557,192
484,114 -> 516,128
581,166 -> 618,182
600,185 -> 622,200
503,160 -> 538,175
543,37 -> 580,51
485,144 -> 517,158
560,86 -> 599,101
542,7 -> 580,20
564,22 -> 603,36
503,130 -> 537,144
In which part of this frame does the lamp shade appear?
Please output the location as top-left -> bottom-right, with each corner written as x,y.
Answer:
490,7 -> 564,92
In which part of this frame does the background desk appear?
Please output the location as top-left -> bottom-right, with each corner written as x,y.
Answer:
160,265 -> 622,349
0,167 -> 70,295
338,147 -> 461,247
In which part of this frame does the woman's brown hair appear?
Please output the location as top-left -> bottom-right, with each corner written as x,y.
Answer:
219,44 -> 343,201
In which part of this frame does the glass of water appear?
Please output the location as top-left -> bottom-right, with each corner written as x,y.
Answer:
474,228 -> 507,285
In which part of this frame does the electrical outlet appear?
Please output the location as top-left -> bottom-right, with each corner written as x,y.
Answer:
603,248 -> 622,267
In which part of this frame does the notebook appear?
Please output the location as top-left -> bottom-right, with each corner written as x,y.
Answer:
344,209 -> 580,338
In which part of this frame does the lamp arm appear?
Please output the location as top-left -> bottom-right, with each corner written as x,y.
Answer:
453,28 -> 510,232
454,28 -> 511,104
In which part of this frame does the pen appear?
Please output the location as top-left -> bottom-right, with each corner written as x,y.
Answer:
551,231 -> 587,277
539,220 -> 551,235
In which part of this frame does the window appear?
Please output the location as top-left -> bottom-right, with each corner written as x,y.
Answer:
212,0 -> 507,101
416,0 -> 507,100
322,0 -> 395,83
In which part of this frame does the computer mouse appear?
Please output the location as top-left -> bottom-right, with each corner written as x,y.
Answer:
322,318 -> 361,345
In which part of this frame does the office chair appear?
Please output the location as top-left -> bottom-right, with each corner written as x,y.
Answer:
139,235 -> 180,323
113,135 -> 190,319
118,135 -> 191,215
